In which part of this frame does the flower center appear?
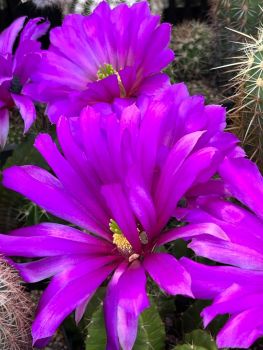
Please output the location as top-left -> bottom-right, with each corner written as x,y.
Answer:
97,63 -> 126,97
97,63 -> 116,80
109,219 -> 133,254
9,76 -> 22,94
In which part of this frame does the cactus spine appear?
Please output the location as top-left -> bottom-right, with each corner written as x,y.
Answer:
229,28 -> 263,168
209,0 -> 263,85
0,258 -> 32,350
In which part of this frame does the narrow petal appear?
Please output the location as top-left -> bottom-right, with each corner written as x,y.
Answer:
11,93 -> 36,132
104,262 -> 128,350
0,108 -> 9,148
20,17 -> 50,41
34,133 -> 110,236
33,262 -> 116,347
157,222 -> 228,246
220,157 -> 263,220
2,166 -> 106,236
180,258 -> 263,299
143,253 -> 193,297
0,17 -> 26,54
202,284 -> 263,327
216,307 -> 263,348
117,261 -> 150,350
189,238 -> 263,270
15,255 -> 93,283
101,184 -> 141,252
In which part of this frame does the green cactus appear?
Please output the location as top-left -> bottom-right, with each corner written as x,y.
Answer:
209,0 -> 263,85
169,21 -> 215,81
7,109 -> 26,147
229,27 -> 263,168
210,0 -> 263,36
0,258 -> 32,350
71,0 -> 167,16
187,80 -> 222,105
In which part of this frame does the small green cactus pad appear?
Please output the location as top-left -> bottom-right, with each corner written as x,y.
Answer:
170,21 -> 215,81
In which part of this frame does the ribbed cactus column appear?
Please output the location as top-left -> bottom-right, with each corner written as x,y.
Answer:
230,28 -> 263,168
0,258 -> 32,350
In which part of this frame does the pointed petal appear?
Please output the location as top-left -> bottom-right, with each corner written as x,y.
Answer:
181,257 -> 263,299
157,222 -> 228,246
2,165 -> 106,235
104,262 -> 128,350
189,238 -> 263,270
216,307 -> 263,348
143,253 -> 193,297
11,93 -> 36,132
0,17 -> 26,54
101,184 -> 141,252
33,262 -> 116,347
0,108 -> 9,148
117,261 -> 150,350
202,284 -> 263,327
220,157 -> 263,220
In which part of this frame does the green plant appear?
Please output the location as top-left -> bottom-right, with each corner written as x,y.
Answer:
170,21 -> 214,81
228,27 -> 263,168
209,0 -> 263,85
186,81 -> 222,105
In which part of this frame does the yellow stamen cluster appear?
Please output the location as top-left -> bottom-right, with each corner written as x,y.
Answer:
109,219 -> 133,255
97,63 -> 116,80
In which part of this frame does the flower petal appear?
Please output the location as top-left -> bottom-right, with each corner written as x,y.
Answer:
180,257 -> 263,299
104,262 -> 128,350
117,261 -> 150,350
11,93 -> 36,132
216,307 -> 263,348
220,157 -> 263,220
157,222 -> 228,246
101,184 -> 141,252
0,17 -> 26,54
2,165 -> 106,236
189,238 -> 263,270
143,252 -> 193,297
33,261 -> 116,347
202,283 -> 263,327
0,108 -> 9,148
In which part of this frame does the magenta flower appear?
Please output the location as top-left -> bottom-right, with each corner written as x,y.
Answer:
181,156 -> 263,348
0,17 -> 49,148
1,84 -> 235,348
23,1 -> 174,123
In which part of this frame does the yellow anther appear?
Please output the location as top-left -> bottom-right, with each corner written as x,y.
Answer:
113,233 -> 133,255
110,219 -> 133,255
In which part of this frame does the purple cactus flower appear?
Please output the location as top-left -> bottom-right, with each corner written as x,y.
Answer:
23,1 -> 174,123
181,156 -> 263,348
0,17 -> 50,148
0,84 -> 236,348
